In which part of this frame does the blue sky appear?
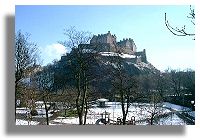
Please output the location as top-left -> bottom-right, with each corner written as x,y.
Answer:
15,5 -> 195,71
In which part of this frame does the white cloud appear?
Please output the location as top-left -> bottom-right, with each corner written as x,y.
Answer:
40,43 -> 69,66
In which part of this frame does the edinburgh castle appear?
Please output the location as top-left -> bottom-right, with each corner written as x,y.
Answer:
61,31 -> 147,63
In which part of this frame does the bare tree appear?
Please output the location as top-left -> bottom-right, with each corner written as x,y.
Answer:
15,31 -> 39,88
165,69 -> 195,108
165,5 -> 195,38
60,26 -> 92,49
109,52 -> 140,125
137,73 -> 165,125
59,26 -> 97,125
15,30 -> 40,121
70,48 -> 99,124
56,86 -> 77,118
147,92 -> 164,125
35,64 -> 55,125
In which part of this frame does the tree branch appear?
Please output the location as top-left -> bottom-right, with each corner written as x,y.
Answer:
165,13 -> 195,37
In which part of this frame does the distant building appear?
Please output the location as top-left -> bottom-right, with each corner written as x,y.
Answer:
78,31 -> 147,63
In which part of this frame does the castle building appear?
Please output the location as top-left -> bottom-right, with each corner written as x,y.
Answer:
89,31 -> 137,55
72,31 -> 147,63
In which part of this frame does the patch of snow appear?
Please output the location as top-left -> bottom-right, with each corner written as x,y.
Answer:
16,119 -> 39,125
51,117 -> 79,125
32,114 -> 53,118
16,108 -> 54,118
35,101 -> 44,105
97,98 -> 109,102
82,49 -> 97,53
99,52 -> 119,57
120,53 -> 136,58
16,108 -> 30,114
99,52 -> 136,58
163,102 -> 191,111
187,111 -> 195,118
158,114 -> 186,125
134,62 -> 152,70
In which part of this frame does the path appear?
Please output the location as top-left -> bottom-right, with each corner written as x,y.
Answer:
164,107 -> 195,125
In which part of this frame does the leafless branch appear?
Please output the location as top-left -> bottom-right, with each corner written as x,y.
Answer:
61,26 -> 92,48
165,13 -> 195,37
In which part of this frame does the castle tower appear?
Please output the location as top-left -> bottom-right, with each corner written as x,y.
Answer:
117,38 -> 137,54
142,49 -> 147,63
90,31 -> 117,52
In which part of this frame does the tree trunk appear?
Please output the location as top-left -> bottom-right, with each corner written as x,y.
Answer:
84,101 -> 88,125
150,113 -> 154,125
76,97 -> 83,125
75,72 -> 83,125
121,94 -> 126,125
44,100 -> 49,125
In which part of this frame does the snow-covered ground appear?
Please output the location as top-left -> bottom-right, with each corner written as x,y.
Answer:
16,101 -> 194,125
163,102 -> 195,118
187,111 -> 195,118
16,101 -> 55,125
49,102 -> 187,125
50,117 -> 79,125
16,107 -> 54,118
163,102 -> 191,111
158,114 -> 186,125
16,119 -> 39,125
